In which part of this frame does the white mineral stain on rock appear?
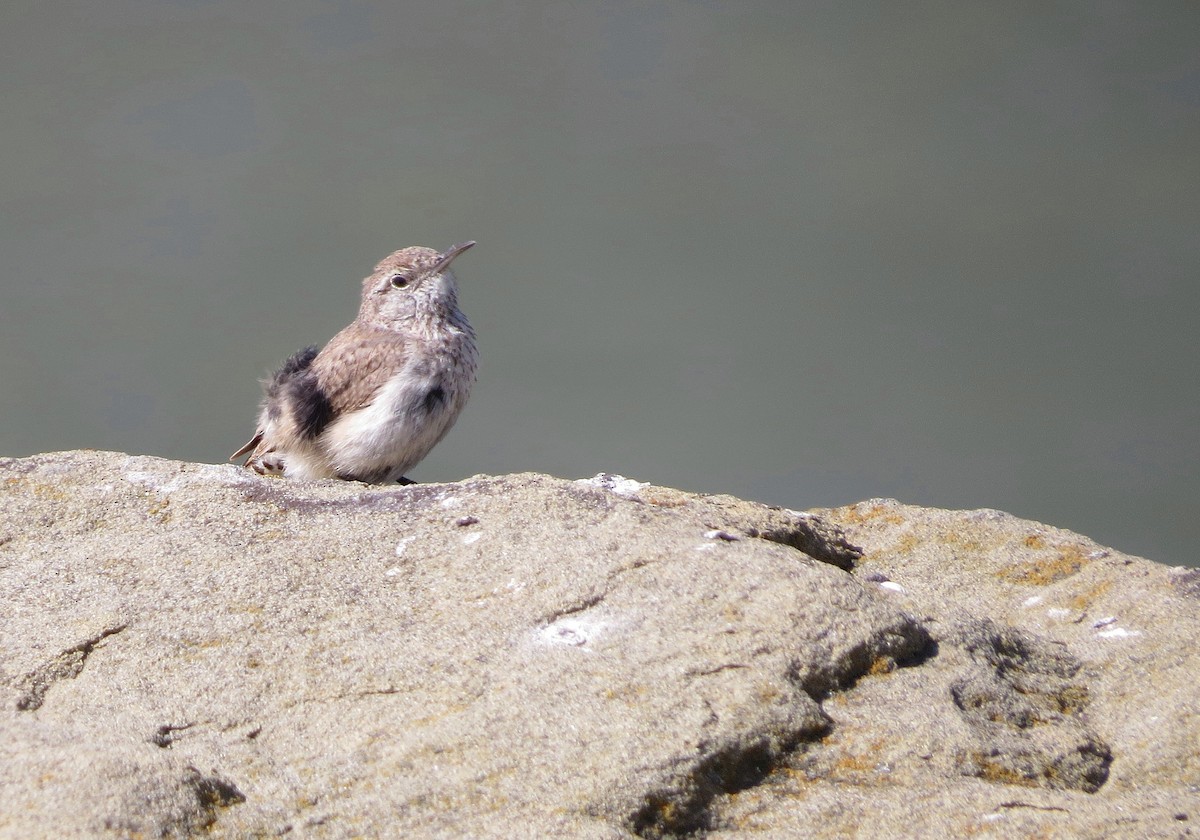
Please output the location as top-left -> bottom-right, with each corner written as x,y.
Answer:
537,616 -> 607,648
463,532 -> 482,545
579,473 -> 648,498
395,536 -> 417,556
1097,627 -> 1142,639
704,529 -> 741,541
879,581 -> 906,593
1022,595 -> 1043,607
124,471 -> 158,488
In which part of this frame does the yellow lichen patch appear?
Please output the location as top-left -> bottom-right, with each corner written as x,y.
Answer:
942,531 -> 989,554
1068,579 -> 1113,613
1053,684 -> 1090,716
405,701 -> 472,728
31,482 -> 70,502
641,796 -> 680,831
830,751 -> 878,776
891,532 -> 921,555
603,682 -> 649,704
755,683 -> 784,704
970,753 -> 1038,787
818,738 -> 894,784
1023,534 -> 1047,549
839,502 -> 905,526
229,603 -> 266,615
144,496 -> 172,524
642,493 -> 688,508
293,794 -> 319,811
996,544 -> 1092,586
866,656 -> 897,677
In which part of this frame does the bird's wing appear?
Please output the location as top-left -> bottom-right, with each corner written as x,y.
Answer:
311,327 -> 413,419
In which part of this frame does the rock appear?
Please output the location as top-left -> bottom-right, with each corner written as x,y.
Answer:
714,500 -> 1200,839
0,451 -> 1196,838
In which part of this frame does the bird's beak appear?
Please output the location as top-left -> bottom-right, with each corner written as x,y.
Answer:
433,241 -> 475,274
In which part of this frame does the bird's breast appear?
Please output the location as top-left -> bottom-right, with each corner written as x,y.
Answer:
320,350 -> 474,478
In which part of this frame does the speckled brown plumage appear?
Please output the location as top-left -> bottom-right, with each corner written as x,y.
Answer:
232,242 -> 478,483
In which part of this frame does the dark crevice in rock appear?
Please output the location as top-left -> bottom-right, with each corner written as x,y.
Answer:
950,619 -> 1112,793
629,616 -> 934,838
15,623 -> 128,712
687,663 -> 752,678
185,766 -> 247,812
149,722 -> 195,748
541,592 -> 607,625
742,516 -> 862,571
106,768 -> 247,837
793,617 -> 936,700
570,475 -> 863,571
327,686 -> 403,702
630,728 -> 827,838
998,801 -> 1070,813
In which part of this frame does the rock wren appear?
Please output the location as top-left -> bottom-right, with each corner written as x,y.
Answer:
231,242 -> 477,483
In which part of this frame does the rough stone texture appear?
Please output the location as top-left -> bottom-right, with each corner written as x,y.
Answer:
713,500 -> 1200,839
0,451 -> 1196,838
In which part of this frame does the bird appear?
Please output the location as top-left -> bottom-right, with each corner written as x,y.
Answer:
231,241 -> 478,484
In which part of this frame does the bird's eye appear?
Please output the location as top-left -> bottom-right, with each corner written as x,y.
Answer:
390,274 -> 410,289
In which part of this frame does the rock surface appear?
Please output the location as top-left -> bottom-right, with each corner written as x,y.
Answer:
0,450 -> 1196,838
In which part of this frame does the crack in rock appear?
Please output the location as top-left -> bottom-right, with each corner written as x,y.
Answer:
104,767 -> 246,837
541,591 -> 607,625
950,619 -> 1112,793
15,624 -> 128,712
630,726 -> 828,838
185,766 -> 247,812
149,722 -> 195,748
628,613 -> 935,837
793,619 -> 936,700
741,516 -> 863,571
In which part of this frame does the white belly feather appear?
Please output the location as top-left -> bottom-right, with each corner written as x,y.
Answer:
320,363 -> 468,481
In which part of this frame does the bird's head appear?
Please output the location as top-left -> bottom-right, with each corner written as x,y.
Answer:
359,241 -> 474,328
